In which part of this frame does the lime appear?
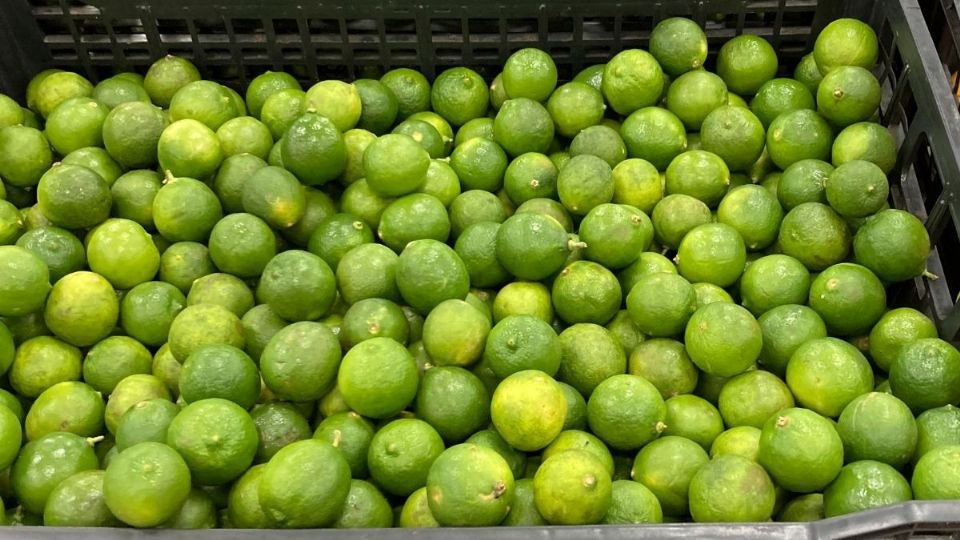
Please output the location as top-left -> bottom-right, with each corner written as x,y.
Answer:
557,154 -> 614,216
632,435 -> 709,517
832,121 -> 897,173
837,392 -> 917,468
547,82 -> 604,138
300,80 -> 361,132
431,67 -> 488,126
281,112 -> 346,186
588,374 -> 666,451
0,246 -> 50,317
392,118 -> 445,158
110,169 -> 163,228
337,337 -> 418,418
207,213 -> 276,278
367,417 -> 444,496
340,297 -> 408,348
258,439 -> 351,527
740,254 -> 811,316
766,109 -> 834,169
336,243 -> 401,304
605,308 -> 644,353
817,66 -> 881,128
717,184 -> 783,251
0,126 -> 53,188
166,398 -> 257,485
216,116 -> 273,160
551,260 -> 620,325
245,70 -> 300,119
114,398 -> 180,451
158,241 -> 216,293
717,35 -> 778,95
449,136 -> 508,192
144,56 -> 201,107
665,150 -> 730,208
651,193 -> 712,249
711,426 -> 762,461
492,98 -> 555,158
649,17 -> 708,76
750,78 -> 816,128
415,366 -> 490,442
813,18 -> 879,74
313,411 -> 375,478
569,125 -> 627,168
44,97 -> 108,155
602,480 -> 663,524
35,164 -> 110,230
602,49 -> 665,115
82,335 -> 153,395
491,280 -> 553,323
758,407 -> 843,492
380,68 -> 431,120
33,71 -> 93,119
104,373 -> 171,435
426,443 -> 514,526
422,299 -> 490,366
42,271 -> 117,348
362,133 -> 429,197
179,344 -> 259,408
448,190 -> 506,239
541,430 -> 614,478
157,119 -> 224,181
9,335 -> 81,399
626,272 -> 696,337
24,380 -> 103,440
718,370 -> 795,429
890,338 -> 960,413
620,107 -> 687,170
628,338 -> 698,399
663,393 -> 724,450
491,370 -> 566,451
676,222 -> 746,287
86,218 -> 159,290
869,308 -> 938,372
666,70 -> 728,130
688,454 -> 776,522
808,262 -> 886,336
398,486 -> 440,528
822,460 -> 910,517
260,321 -> 340,402
168,81 -> 237,131
43,470 -> 122,527
685,302 -> 761,377
495,212 -> 571,280
256,250 -> 337,321
609,159 -> 661,214
778,158 -> 832,210
396,239 -> 469,314
340,128 -> 377,185
240,165 -> 306,229
11,432 -> 98,516
167,303 -> 244,363
102,441 -> 190,527
533,448 -> 611,525
786,336 -> 874,417
118,281 -> 184,349
824,160 -> 888,219
501,48 -> 558,101
853,209 -> 930,283
915,405 -> 960,466
778,202 -> 851,271
0,93 -> 24,129
260,88 -> 306,140
700,106 -> 765,175
308,212 -> 375,270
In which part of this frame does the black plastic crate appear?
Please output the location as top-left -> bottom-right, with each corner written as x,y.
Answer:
1,0 -> 960,537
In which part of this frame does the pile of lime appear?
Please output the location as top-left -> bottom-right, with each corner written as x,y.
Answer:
0,15 -> 952,529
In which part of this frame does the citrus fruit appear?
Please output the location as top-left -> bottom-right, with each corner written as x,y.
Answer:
157,119 -> 224,180
81,335 -> 153,395
339,297 -> 408,348
363,132 -> 430,197
626,272 -> 696,337
685,302 -> 762,377
546,82 -> 605,138
666,70 -> 728,131
396,239 -> 470,314
750,77 -> 815,128
579,203 -> 652,269
167,303 -> 245,362
0,246 -> 50,317
824,160 -> 888,217
649,17 -> 708,76
717,35 -> 778,95
778,202 -> 851,271
628,338 -> 698,399
491,370 -> 566,451
631,435 -> 709,517
569,125 -> 627,168
601,480 -> 663,524
676,222 -> 746,287
808,262 -> 886,336
103,441 -> 191,527
853,209 -> 930,283
449,136 -> 509,192
35,164 -> 111,230
0,406 -> 21,471
494,98 -> 555,158
261,88 -> 306,140
620,106 -> 687,170
256,250 -> 336,321
823,460 -> 911,517
245,70 -> 300,119
144,55 -> 201,107
491,280 -> 553,324
260,321 -> 341,402
337,337 -> 418,418
836,391 -> 917,469
556,154 -> 614,216
216,116 -> 273,159
281,112 -> 346,186
817,66 -> 881,128
832,121 -> 897,173
367,417 -> 444,497
114,398 -> 180,451
43,271 -> 117,348
43,469 -> 122,527
501,48 -> 558,102
739,254 -> 811,315
312,411 -> 374,478
556,324 -> 626,398
44,97 -> 109,155
258,439 -> 351,528
153,176 -> 224,243
169,80 -> 238,131
426,443 -> 515,526
813,18 -> 879,74
300,80 -> 361,132
602,49 -> 665,115
587,373 -> 666,451
665,150 -> 730,208
662,394 -> 724,450
415,366 -> 490,442
688,454 -> 776,522
766,109 -> 834,169
392,118 -> 445,158
700,105 -> 766,172
889,338 -> 960,413
786,336 -> 874,417
534,449 -> 611,525
0,126 -> 53,188
869,308 -> 938,372
483,315 -> 561,378
422,298 -> 490,366
778,158 -> 832,209
758,407 -> 844,492
718,370 -> 795,429
430,67 -> 489,126
496,212 -> 571,280
551,261 -> 622,325
711,426 -> 762,461
9,335 -> 82,399
716,184 -> 783,251
33,71 -> 94,119
178,344 -> 259,408
353,78 -> 399,135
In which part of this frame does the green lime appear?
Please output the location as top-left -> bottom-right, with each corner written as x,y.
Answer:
718,370 -> 794,429
281,112 -> 346,186
557,323 -> 627,397
685,302 -> 761,377
121,281 -> 184,348
422,298 -> 490,366
308,212 -> 375,271
739,254 -> 811,316
431,67 -> 489,126
340,128 -> 377,185
869,308 -> 938,372
795,54 -> 825,99
33,71 -> 94,119
110,169 -> 163,228
688,454 -> 776,522
313,411 -> 375,478
853,209 -> 930,283
0,246 -> 50,319
0,126 -> 53,188
380,68 -> 431,120
158,241 -> 215,294
502,48 -> 558,101
534,448 -> 611,525
816,66 -> 880,128
415,366 -> 490,442
207,213 -> 276,278
216,116 -> 273,160
602,480 -> 664,524
496,212 -> 571,280
588,374 -> 666,451
35,164 -> 110,230
42,271 -> 117,348
367,417 -> 444,497
179,344 -> 259,408
626,272 -> 696,337
824,159 -> 888,217
260,321 -> 340,402
351,79 -> 398,135
167,303 -> 244,362
813,18 -> 879,74
43,469 -> 123,527
494,98 -> 555,157
610,158 -> 662,214
245,71 -> 300,119
557,154 -> 614,216
766,109 -> 834,169
455,222 -> 510,289
628,338 -> 698,399
573,64 -> 605,91
398,486 -> 440,528
332,479 -> 393,529
260,88 -> 306,140
717,184 -> 783,251
778,202 -> 851,271
12,431 -> 99,515
606,308 -> 644,353
650,17 -> 708,76
915,405 -> 960,465
500,478 -> 546,526
114,398 -> 180,451
144,56 -> 201,107
395,239 -> 469,314
426,443 -> 515,526
103,441 -> 190,527
258,439 -> 351,527
300,80 -> 361,132
60,146 -> 122,186
822,460 -> 910,517
448,190 -> 506,240
168,81 -> 237,131
153,176 -> 223,243
0,93 -> 24,129
700,105 -> 765,174
651,193 -> 711,249
166,398 -> 257,485
337,337 -> 418,418
663,393 -> 724,450
86,218 -> 159,290
363,133 -> 429,197
750,78 -> 815,128
676,222 -> 746,287
786,337 -> 874,417
9,336 -> 81,399
547,82 -> 605,138
550,260 -> 621,325
837,392 -> 917,468
241,165 -> 306,228
257,250 -> 336,321
569,125 -> 627,168
711,426 -> 762,461
778,158 -> 832,210
82,335 -> 153,395
665,150 -> 730,208
832,121 -> 897,173
492,280 -> 553,323
667,70 -> 728,130
491,370 -> 566,451
890,338 -> 960,413
758,407 -> 843,492
454,117 -> 495,147
44,97 -> 108,155
632,435 -> 709,517
602,49 -> 665,115
339,297 -> 408,348
249,403 -> 311,464
717,35 -> 778,95
449,136 -> 508,192
620,107 -> 687,170
808,262 -> 886,336
336,243 -> 401,304
157,119 -> 224,180
24,381 -> 103,440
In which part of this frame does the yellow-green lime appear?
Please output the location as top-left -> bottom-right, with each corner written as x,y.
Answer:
301,80 -> 361,132
807,262 -> 886,336
813,18 -> 879,74
750,78 -> 815,128
786,337 -> 874,417
103,441 -> 191,527
602,49 -> 665,115
778,202 -> 850,271
853,208 -> 930,283
869,308 -> 938,372
587,374 -> 666,451
620,106 -> 687,170
281,112 -> 346,186
426,443 -> 515,526
889,338 -> 960,413
716,35 -> 778,95
632,435 -> 709,517
688,454 -> 776,522
758,407 -> 844,492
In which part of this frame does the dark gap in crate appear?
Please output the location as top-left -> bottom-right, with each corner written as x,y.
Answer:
191,17 -> 227,35
470,47 -> 500,61
387,47 -> 418,61
934,210 -> 960,303
345,18 -> 378,35
506,18 -> 537,34
307,18 -> 340,35
271,18 -> 299,35
431,18 -> 462,35
352,48 -> 380,62
201,48 -> 232,61
231,18 -> 264,36
318,64 -> 350,81
281,47 -> 304,60
582,17 -> 615,40
239,48 -> 269,62
435,47 -> 463,62
548,17 -> 574,34
315,47 -> 347,62
383,18 -> 416,35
